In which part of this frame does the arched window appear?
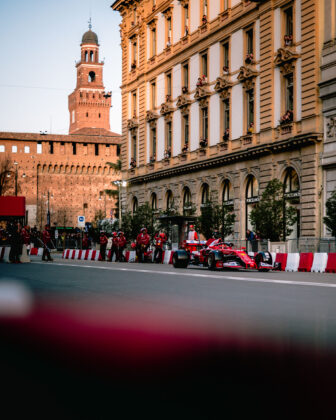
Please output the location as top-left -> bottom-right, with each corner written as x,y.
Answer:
222,179 -> 233,206
284,167 -> 300,196
85,51 -> 88,62
201,183 -> 210,206
283,167 -> 300,239
88,71 -> 95,83
132,197 -> 138,214
183,187 -> 192,216
151,193 -> 157,211
245,175 -> 259,231
166,190 -> 173,210
90,51 -> 94,62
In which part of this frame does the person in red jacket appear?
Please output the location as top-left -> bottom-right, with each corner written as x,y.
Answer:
117,231 -> 127,262
109,232 -> 119,262
136,227 -> 150,263
21,225 -> 31,255
99,231 -> 108,261
154,231 -> 167,263
42,224 -> 53,261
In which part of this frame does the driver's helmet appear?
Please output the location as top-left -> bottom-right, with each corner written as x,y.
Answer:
160,232 -> 166,239
112,232 -> 117,237
131,242 -> 136,249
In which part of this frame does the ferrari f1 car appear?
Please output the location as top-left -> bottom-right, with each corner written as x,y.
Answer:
172,239 -> 274,271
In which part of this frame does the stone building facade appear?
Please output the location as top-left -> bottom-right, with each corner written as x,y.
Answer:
0,27 -> 120,228
112,0 -> 324,240
320,0 -> 336,235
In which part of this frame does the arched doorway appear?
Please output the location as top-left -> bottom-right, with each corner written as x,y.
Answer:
283,167 -> 300,239
245,175 -> 259,232
132,196 -> 138,214
183,187 -> 192,216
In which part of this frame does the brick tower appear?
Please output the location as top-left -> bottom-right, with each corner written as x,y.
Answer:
68,24 -> 111,134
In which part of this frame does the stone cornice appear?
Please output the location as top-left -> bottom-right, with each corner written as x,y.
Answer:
127,134 -> 321,185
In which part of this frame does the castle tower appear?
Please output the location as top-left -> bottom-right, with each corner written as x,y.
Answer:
68,24 -> 111,134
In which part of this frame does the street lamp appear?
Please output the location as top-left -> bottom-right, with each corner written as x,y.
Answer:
14,161 -> 18,196
113,180 -> 127,229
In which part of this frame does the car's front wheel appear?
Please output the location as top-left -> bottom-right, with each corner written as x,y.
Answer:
172,250 -> 189,268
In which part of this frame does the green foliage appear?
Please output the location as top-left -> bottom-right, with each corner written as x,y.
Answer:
249,179 -> 297,241
106,159 -> 122,172
197,201 -> 235,240
121,202 -> 159,241
323,190 -> 336,237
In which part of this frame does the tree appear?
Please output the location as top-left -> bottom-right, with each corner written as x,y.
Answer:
0,156 -> 14,196
249,179 -> 297,241
197,200 -> 235,240
121,202 -> 159,241
323,190 -> 336,237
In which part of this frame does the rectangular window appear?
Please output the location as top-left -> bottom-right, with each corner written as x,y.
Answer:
201,52 -> 208,78
95,144 -> 99,156
182,62 -> 189,92
183,5 -> 189,36
151,127 -> 157,158
72,142 -> 77,155
132,133 -> 137,161
183,114 -> 189,145
285,7 -> 293,37
151,81 -> 156,109
132,39 -> 137,66
202,107 -> 208,139
37,142 -> 42,154
49,141 -> 54,154
12,145 -> 17,153
223,0 -> 229,11
132,91 -> 137,117
223,99 -> 230,131
166,121 -> 172,150
24,146 -> 30,153
285,73 -> 294,111
0,145 -> 5,152
246,28 -> 254,55
247,89 -> 254,129
166,73 -> 172,97
72,110 -> 75,123
203,0 -> 208,16
166,16 -> 172,46
61,141 -> 65,146
222,41 -> 229,71
151,27 -> 156,57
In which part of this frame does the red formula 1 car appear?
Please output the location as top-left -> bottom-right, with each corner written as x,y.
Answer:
172,239 -> 274,272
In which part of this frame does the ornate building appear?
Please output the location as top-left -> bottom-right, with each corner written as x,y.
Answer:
0,26 -> 120,228
112,0 -> 324,242
320,0 -> 336,236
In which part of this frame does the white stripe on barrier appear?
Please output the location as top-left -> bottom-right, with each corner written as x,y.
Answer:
163,250 -> 172,264
285,253 -> 300,272
37,248 -> 44,256
74,250 -> 80,260
311,253 -> 328,273
128,250 -> 136,262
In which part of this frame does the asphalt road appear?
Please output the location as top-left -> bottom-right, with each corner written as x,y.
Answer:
2,256 -> 336,347
1,257 -> 336,419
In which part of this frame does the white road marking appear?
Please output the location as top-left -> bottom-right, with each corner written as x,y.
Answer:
33,262 -> 336,289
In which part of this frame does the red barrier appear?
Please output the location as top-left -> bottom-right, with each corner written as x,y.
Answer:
30,247 -> 38,256
326,253 -> 336,273
298,253 -> 314,272
275,253 -> 288,271
125,251 -> 130,262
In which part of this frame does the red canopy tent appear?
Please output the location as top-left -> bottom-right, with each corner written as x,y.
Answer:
0,196 -> 26,219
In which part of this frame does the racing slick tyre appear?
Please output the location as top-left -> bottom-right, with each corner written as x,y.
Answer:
255,251 -> 273,272
207,251 -> 223,271
172,250 -> 189,268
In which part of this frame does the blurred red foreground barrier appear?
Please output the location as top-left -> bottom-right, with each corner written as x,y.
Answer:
275,253 -> 288,271
326,253 -> 336,273
298,253 -> 314,272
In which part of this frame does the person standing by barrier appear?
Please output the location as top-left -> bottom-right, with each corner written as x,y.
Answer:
42,224 -> 53,262
9,222 -> 22,264
99,231 -> 108,261
117,231 -> 127,262
21,225 -> 31,255
136,228 -> 150,263
154,231 -> 167,263
109,232 -> 119,262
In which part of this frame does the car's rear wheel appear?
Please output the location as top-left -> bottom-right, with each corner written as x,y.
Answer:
207,251 -> 223,270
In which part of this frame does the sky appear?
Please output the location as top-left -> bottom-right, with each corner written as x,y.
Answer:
0,0 -> 122,135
